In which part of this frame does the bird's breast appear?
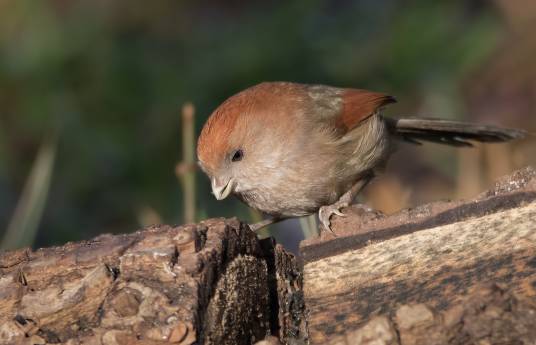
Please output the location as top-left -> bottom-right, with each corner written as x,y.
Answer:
235,186 -> 321,217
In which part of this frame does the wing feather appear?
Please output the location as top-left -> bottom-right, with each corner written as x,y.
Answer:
335,89 -> 396,132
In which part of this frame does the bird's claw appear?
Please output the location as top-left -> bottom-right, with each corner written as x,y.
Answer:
318,202 -> 348,235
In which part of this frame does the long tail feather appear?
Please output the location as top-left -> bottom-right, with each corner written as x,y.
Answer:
387,117 -> 525,147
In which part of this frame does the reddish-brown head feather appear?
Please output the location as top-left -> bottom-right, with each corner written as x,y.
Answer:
197,91 -> 245,172
197,82 -> 304,173
335,89 -> 396,132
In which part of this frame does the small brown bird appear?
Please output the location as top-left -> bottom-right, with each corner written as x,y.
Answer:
197,82 -> 524,232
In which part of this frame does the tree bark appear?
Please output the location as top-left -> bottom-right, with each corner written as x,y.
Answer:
0,219 -> 305,345
2,167 -> 536,345
300,166 -> 536,344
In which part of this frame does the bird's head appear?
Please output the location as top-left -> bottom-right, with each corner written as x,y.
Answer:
196,82 -> 302,201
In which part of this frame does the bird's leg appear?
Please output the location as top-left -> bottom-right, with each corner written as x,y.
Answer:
248,216 -> 285,232
318,176 -> 373,234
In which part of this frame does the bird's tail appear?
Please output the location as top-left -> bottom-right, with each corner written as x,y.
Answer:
386,117 -> 525,147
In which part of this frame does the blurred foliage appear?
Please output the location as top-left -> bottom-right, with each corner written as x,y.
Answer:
0,0 -> 533,250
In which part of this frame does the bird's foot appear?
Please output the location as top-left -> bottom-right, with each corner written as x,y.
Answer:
318,201 -> 349,235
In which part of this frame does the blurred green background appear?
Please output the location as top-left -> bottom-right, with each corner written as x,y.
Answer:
1,0 -> 535,253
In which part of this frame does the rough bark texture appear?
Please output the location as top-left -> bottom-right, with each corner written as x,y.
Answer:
2,168 -> 535,345
0,218 -> 305,345
301,167 -> 536,344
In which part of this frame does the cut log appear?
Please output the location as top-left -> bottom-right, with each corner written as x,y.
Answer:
0,218 -> 305,345
300,166 -> 536,344
2,167 -> 536,344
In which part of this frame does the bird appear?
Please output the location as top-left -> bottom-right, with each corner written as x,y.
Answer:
196,82 -> 525,233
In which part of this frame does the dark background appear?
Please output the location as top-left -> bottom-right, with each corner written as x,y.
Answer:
1,0 -> 535,253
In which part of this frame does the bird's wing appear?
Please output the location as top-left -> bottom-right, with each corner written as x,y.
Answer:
337,89 -> 396,131
306,85 -> 396,135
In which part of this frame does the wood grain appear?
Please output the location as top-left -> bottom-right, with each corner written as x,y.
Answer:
305,202 -> 536,343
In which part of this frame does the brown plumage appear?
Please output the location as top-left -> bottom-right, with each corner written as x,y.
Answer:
197,82 -> 524,232
336,90 -> 396,132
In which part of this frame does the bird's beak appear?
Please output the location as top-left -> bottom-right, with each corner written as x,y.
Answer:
211,177 -> 235,200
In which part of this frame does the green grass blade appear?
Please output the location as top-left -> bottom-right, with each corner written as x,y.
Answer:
1,135 -> 57,250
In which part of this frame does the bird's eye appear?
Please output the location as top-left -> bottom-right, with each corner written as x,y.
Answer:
231,149 -> 244,162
